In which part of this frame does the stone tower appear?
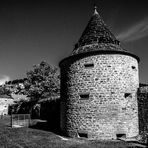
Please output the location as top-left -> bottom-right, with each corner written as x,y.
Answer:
59,6 -> 140,140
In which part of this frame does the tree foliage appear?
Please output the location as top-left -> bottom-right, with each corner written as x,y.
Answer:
5,78 -> 27,85
24,61 -> 60,102
0,86 -> 11,96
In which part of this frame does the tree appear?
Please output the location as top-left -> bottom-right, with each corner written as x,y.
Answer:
24,61 -> 60,103
0,86 -> 11,96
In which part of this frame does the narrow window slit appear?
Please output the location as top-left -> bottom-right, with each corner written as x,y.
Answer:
79,93 -> 89,100
78,133 -> 88,138
116,134 -> 126,139
124,93 -> 132,98
132,66 -> 136,70
84,63 -> 94,68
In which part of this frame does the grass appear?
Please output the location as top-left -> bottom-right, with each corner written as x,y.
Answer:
0,116 -> 145,148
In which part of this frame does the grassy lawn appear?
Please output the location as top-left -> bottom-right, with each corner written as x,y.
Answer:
0,116 -> 145,148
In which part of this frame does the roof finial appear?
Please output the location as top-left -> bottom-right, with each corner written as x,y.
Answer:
94,4 -> 98,15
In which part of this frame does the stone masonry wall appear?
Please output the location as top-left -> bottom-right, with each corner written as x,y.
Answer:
137,86 -> 148,135
61,54 -> 139,140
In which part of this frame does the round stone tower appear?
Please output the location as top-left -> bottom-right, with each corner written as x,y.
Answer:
59,6 -> 140,140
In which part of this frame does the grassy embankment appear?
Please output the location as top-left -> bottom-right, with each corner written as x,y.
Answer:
0,116 -> 146,148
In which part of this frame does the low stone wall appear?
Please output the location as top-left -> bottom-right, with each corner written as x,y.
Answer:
138,88 -> 148,138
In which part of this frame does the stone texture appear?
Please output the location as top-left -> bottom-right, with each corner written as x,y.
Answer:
137,85 -> 148,135
60,54 -> 139,139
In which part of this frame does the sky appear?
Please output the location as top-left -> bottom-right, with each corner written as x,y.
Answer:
0,0 -> 147,84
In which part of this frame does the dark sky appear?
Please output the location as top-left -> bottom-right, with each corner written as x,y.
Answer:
0,0 -> 148,84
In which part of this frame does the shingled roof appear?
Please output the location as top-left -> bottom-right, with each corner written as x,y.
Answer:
72,6 -> 127,55
59,6 -> 140,66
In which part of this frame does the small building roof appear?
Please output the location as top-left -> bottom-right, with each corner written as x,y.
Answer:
38,95 -> 60,103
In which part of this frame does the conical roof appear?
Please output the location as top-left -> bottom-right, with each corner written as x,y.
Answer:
59,6 -> 140,67
72,6 -> 126,55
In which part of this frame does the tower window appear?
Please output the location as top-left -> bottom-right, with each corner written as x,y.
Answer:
132,66 -> 136,70
116,134 -> 126,139
79,93 -> 89,100
124,93 -> 132,98
84,63 -> 94,68
78,132 -> 88,138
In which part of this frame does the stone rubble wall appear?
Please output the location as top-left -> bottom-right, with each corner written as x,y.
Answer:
137,87 -> 148,136
61,54 -> 139,140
